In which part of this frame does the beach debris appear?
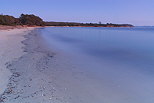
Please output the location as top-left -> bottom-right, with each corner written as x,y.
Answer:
4,88 -> 13,94
0,97 -> 4,102
42,94 -> 46,96
12,72 -> 20,77
29,78 -> 32,81
14,95 -> 20,99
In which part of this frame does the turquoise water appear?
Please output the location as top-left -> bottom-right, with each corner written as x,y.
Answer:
40,27 -> 154,103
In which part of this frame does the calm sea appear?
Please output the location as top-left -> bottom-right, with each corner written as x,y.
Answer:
40,27 -> 154,103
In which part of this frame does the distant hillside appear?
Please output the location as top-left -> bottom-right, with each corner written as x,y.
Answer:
0,14 -> 133,27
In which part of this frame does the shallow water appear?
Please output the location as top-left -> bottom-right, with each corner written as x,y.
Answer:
40,27 -> 154,103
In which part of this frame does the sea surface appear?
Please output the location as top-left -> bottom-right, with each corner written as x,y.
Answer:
40,27 -> 154,103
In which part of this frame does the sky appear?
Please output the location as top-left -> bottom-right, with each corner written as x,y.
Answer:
0,0 -> 154,26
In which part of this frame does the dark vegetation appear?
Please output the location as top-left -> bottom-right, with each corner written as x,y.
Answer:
0,15 -> 19,25
0,14 -> 44,26
0,14 -> 133,27
19,14 -> 44,26
45,22 -> 133,27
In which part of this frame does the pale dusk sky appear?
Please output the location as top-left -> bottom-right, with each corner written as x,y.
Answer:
1,0 -> 154,26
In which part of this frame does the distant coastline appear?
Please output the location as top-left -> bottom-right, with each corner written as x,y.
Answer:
0,14 -> 134,27
45,22 -> 133,27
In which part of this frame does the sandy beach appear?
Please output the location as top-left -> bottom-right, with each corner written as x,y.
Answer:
0,27 -> 67,103
0,27 -> 35,102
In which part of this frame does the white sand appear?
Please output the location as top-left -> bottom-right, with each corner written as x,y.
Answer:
0,28 -> 34,96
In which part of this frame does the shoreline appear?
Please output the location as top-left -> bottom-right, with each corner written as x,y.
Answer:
0,27 -> 106,103
0,27 -> 128,103
0,25 -> 133,30
1,27 -> 153,103
0,27 -> 103,103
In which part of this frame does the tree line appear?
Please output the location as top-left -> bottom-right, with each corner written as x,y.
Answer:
45,22 -> 133,27
0,14 -> 44,26
0,14 -> 133,27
